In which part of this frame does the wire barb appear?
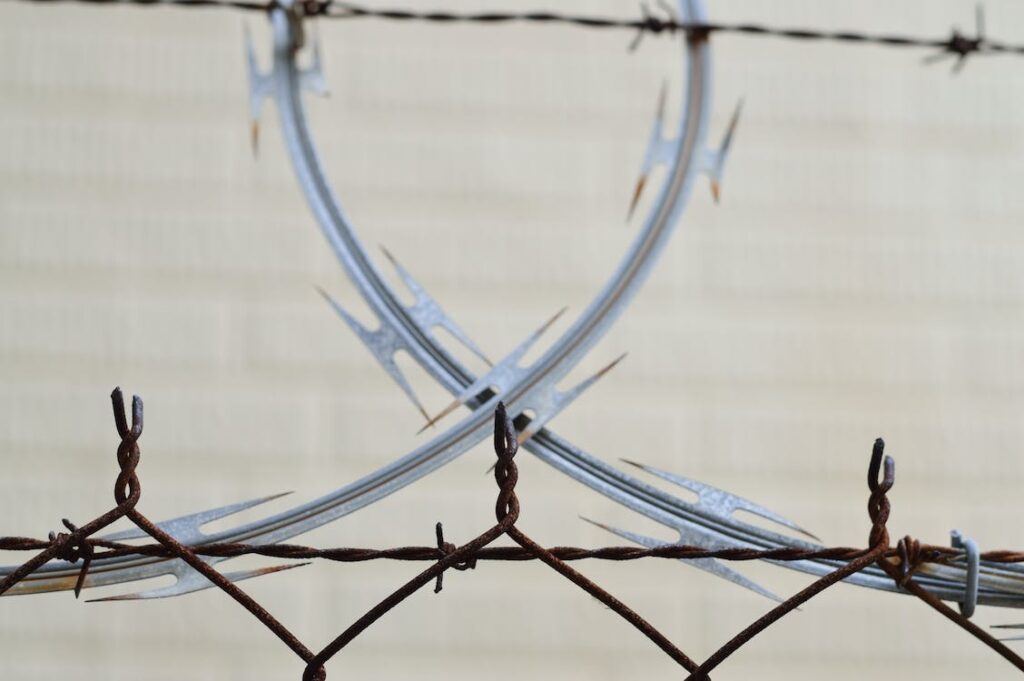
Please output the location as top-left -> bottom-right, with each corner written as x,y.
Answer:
924,4 -> 986,72
47,519 -> 94,598
432,522 -> 476,593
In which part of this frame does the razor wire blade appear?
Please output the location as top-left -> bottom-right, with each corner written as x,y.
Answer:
3,0 -> 1023,615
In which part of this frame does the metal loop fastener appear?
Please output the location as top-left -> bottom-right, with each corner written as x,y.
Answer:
951,530 -> 980,618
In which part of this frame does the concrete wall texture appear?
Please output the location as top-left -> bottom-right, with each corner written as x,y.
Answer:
2,1 -> 1024,679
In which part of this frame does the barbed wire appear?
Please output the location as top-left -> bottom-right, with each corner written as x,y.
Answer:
7,531 -> 1024,566
2,0 -> 1020,68
3,389 -> 1024,678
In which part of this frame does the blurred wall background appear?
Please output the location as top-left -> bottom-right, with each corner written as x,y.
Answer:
2,1 -> 1024,679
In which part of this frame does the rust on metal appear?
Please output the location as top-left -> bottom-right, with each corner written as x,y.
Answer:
3,391 -> 1024,678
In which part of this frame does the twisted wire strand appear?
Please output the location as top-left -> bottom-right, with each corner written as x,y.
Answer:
2,0 -> 1021,62
0,536 -> 988,565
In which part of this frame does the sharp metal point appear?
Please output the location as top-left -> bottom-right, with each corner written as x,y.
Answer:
417,397 -> 461,434
627,80 -> 669,222
515,353 -> 627,445
318,286 -> 431,423
656,79 -> 668,121
87,562 -> 309,602
579,515 -> 615,534
707,98 -> 743,204
102,491 -> 294,543
538,306 -> 569,335
580,517 -> 783,602
626,174 -> 648,222
379,245 -> 492,368
620,458 -> 819,541
594,352 -> 628,380
245,22 -> 272,158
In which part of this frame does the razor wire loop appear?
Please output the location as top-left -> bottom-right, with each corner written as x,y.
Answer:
7,0 -> 1022,614
1,4 -> 1023,677
951,530 -> 981,618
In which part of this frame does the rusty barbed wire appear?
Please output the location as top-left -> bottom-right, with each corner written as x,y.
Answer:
4,390 -> 1024,678
1,0 -> 1020,68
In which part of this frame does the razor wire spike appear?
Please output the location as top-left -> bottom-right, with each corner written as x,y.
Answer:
992,622 -> 1024,641
245,23 -> 274,155
100,491 -> 293,545
513,353 -> 627,444
299,23 -> 329,97
418,308 -> 567,432
88,560 -> 308,602
318,286 -> 431,422
28,0 -> 1024,611
951,529 -> 980,618
620,458 -> 818,540
1,0 -> 720,599
702,97 -> 742,203
627,80 -> 676,221
580,516 -> 782,602
379,246 -> 490,367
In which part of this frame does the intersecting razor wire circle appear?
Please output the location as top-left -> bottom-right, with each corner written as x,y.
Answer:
2,0 -> 1013,630
0,0 -> 722,594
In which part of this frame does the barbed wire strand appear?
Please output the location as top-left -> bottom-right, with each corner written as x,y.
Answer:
2,0 -> 1020,66
4,535 -> 1017,566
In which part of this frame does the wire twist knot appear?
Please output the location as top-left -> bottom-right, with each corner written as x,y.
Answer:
866,438 -> 894,551
47,518 -> 95,598
492,402 -> 520,526
895,535 -> 941,588
111,388 -> 143,508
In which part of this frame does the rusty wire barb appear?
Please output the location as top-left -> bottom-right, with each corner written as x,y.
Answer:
4,391 -> 1024,678
1,0 -> 1021,65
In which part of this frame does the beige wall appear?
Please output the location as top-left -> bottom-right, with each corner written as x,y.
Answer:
3,1 -> 1024,679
